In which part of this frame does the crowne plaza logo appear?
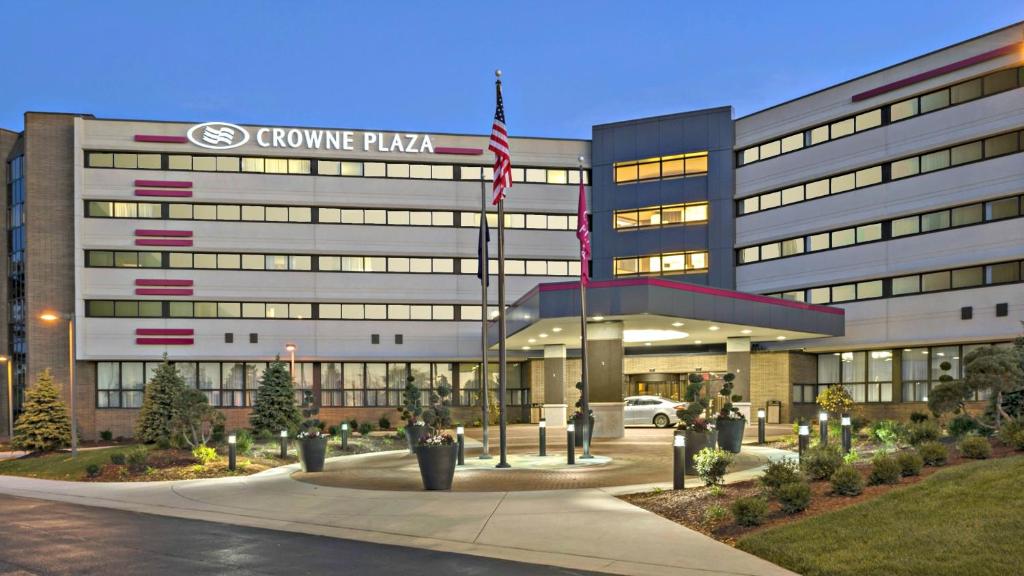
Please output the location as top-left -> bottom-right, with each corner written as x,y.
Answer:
186,122 -> 250,150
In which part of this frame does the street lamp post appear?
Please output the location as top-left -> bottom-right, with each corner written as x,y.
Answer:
40,312 -> 77,457
1,356 -> 12,440
285,343 -> 297,381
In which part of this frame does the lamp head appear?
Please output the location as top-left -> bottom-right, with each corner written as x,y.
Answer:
673,434 -> 685,447
39,312 -> 60,322
757,409 -> 766,419
280,430 -> 288,438
456,426 -> 465,435
284,343 -> 296,352
566,423 -> 575,432
228,434 -> 237,445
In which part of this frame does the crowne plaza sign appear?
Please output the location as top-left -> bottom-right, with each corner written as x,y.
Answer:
187,121 -> 435,153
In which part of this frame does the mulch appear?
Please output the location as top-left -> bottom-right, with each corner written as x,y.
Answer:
86,448 -> 287,482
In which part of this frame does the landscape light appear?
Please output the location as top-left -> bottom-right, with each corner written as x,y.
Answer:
757,409 -> 766,419
280,430 -> 288,438
673,434 -> 685,447
228,435 -> 237,445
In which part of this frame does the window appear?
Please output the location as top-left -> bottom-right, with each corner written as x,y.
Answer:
614,151 -> 708,184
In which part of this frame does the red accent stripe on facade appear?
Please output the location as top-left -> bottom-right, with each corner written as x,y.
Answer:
536,277 -> 845,315
134,135 -> 189,143
136,338 -> 195,345
135,288 -> 194,296
135,328 -> 194,336
434,146 -> 485,156
133,179 -> 192,188
135,189 -> 193,198
134,279 -> 194,287
134,229 -> 193,237
851,42 -> 1021,102
134,239 -> 193,247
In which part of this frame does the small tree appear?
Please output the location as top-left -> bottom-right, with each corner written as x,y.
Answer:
249,359 -> 302,436
716,372 -> 743,420
173,387 -> 225,448
12,369 -> 71,452
135,356 -> 186,444
421,376 -> 453,441
397,375 -> 423,427
817,384 -> 854,418
677,372 -> 712,431
962,344 -> 1023,430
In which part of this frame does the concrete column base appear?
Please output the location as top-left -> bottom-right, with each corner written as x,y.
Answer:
591,402 -> 625,439
542,404 -> 568,428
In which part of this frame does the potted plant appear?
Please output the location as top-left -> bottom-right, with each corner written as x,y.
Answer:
397,375 -> 425,453
569,381 -> 595,447
715,372 -> 746,453
676,372 -> 718,475
414,378 -> 458,490
297,419 -> 329,472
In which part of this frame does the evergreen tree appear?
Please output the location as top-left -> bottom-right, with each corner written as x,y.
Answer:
135,356 -> 186,444
249,358 -> 302,435
12,369 -> 72,452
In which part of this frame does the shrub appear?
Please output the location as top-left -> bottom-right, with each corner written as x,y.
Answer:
731,497 -> 769,527
917,441 -> 948,466
909,411 -> 930,423
358,422 -> 373,436
694,447 -> 733,486
868,420 -> 904,446
760,458 -> 802,495
378,415 -> 392,430
109,452 -> 126,465
947,414 -> 982,439
11,369 -> 72,452
776,481 -> 812,514
903,420 -> 941,446
995,419 -> 1023,446
100,430 -> 113,441
327,425 -> 339,437
842,448 -> 860,465
703,504 -> 729,526
958,436 -> 992,459
348,418 -> 359,432
85,463 -> 102,478
1009,430 -> 1024,451
851,416 -> 871,433
192,444 -> 218,465
174,388 -> 225,448
816,384 -> 854,417
254,429 -> 275,444
800,444 -> 843,480
249,359 -> 302,437
126,446 -> 149,473
868,454 -> 902,485
830,464 -> 864,496
233,429 -> 254,455
896,450 -> 924,476
135,358 -> 186,445
708,485 -> 726,498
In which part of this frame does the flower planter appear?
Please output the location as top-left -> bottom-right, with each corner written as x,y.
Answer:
404,424 -> 427,453
571,413 -> 595,447
716,418 -> 746,453
680,429 -> 718,476
298,436 -> 329,472
414,443 -> 459,490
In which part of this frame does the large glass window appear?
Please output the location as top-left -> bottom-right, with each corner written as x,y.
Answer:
614,151 -> 709,184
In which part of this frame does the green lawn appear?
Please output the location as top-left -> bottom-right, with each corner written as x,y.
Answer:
0,446 -> 139,480
738,456 -> 1024,576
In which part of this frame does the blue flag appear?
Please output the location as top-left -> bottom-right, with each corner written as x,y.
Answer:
477,214 -> 490,285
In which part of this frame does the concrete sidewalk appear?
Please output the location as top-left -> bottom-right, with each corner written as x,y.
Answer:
0,453 -> 796,576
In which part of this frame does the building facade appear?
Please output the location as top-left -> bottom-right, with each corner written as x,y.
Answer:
2,22 -> 1021,439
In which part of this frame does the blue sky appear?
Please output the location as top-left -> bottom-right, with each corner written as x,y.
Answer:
2,1 -> 1021,138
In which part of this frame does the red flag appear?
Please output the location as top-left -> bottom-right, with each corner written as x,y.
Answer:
488,80 -> 512,205
576,173 -> 591,285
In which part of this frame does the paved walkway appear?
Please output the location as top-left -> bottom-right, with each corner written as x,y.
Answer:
0,448 -> 796,576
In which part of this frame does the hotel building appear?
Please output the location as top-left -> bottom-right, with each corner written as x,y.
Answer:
1,22 -> 1021,439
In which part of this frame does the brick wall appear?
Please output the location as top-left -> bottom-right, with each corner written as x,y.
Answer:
0,129 -> 17,438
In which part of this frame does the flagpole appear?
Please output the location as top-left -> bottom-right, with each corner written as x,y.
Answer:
495,70 -> 510,469
479,179 -> 491,459
578,156 -> 592,459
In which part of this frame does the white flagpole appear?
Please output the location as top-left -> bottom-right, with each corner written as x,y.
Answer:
479,180 -> 491,459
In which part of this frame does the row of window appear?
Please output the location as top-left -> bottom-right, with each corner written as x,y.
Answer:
86,151 -> 590,185
766,258 -> 1024,305
792,343 -> 1007,404
613,251 -> 709,277
738,192 -> 1024,264
96,360 -> 526,409
86,299 -> 523,321
739,65 -> 1024,166
85,200 -> 579,231
613,202 -> 709,230
738,128 -> 1024,215
85,249 -> 581,277
613,151 -> 709,184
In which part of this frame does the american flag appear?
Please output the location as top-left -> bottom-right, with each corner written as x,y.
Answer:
576,170 -> 591,285
488,80 -> 512,205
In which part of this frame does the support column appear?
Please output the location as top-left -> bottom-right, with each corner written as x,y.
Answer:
542,344 -> 568,428
587,321 -> 624,439
727,337 -> 752,420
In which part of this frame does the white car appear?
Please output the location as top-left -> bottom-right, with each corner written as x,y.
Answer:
624,396 -> 686,428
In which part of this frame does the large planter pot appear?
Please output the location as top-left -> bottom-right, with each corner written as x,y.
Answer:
414,443 -> 459,490
716,418 -> 746,454
298,436 -> 329,473
571,413 -> 595,447
679,429 -> 718,476
404,424 -> 426,453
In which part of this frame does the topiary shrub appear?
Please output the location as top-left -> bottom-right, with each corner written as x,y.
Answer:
694,447 -> 733,486
958,436 -> 992,459
731,496 -> 769,527
760,458 -> 803,495
126,446 -> 149,473
776,481 -> 812,514
85,464 -> 101,478
896,450 -> 924,476
109,452 -> 126,465
800,444 -> 843,480
868,454 -> 902,485
830,464 -> 864,496
192,444 -> 218,465
903,420 -> 941,445
816,384 -> 854,418
917,441 -> 948,466
100,430 -> 113,442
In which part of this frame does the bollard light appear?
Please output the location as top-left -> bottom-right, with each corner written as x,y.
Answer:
227,434 -> 237,471
757,409 -> 766,445
819,412 -> 829,447
279,430 -> 288,459
456,426 -> 465,465
539,418 -> 547,457
841,415 -> 852,455
798,423 -> 810,462
566,423 -> 576,465
228,434 -> 237,444
673,434 -> 686,490
341,422 -> 349,450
